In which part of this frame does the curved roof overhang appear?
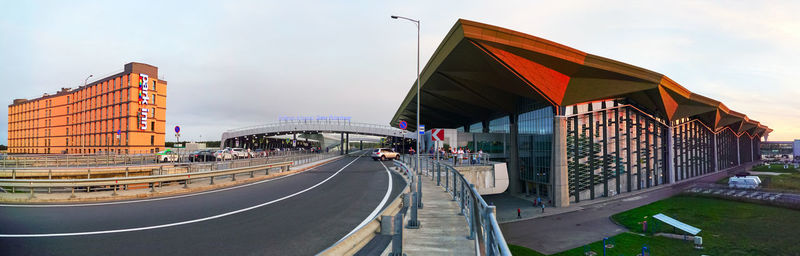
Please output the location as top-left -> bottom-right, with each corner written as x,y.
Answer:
390,19 -> 770,137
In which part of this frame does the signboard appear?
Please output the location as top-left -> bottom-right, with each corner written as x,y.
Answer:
418,125 -> 425,135
431,129 -> 444,141
399,120 -> 408,130
174,126 -> 181,133
138,74 -> 150,130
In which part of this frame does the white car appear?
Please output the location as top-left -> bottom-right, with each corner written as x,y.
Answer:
156,150 -> 179,162
231,148 -> 250,158
214,149 -> 233,160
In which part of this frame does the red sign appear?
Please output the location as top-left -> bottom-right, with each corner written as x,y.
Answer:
431,129 -> 444,141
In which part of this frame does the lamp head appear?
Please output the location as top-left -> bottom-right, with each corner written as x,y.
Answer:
391,15 -> 398,19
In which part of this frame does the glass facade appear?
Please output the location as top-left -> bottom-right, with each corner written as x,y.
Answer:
517,98 -> 553,185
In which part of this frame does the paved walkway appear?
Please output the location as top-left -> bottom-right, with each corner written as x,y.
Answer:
500,162 -> 758,254
401,173 -> 476,255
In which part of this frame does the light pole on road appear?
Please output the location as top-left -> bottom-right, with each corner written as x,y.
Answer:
392,15 -> 424,227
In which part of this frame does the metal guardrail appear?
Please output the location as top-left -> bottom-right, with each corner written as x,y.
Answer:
398,154 -> 511,256
0,161 -> 295,198
0,153 -> 336,179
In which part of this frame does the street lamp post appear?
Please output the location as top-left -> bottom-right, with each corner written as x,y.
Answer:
82,74 -> 92,155
392,14 -> 424,227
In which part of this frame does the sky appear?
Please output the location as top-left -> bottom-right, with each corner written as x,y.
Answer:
1,0 -> 799,144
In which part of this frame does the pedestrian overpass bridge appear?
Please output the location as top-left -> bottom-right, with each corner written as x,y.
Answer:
220,120 -> 415,152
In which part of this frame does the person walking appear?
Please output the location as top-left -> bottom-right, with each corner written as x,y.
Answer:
541,203 -> 545,213
458,148 -> 464,165
477,149 -> 483,164
517,208 -> 521,219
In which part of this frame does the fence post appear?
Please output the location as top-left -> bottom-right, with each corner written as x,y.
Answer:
407,191 -> 420,229
467,184 -> 477,240
48,170 -> 52,194
70,187 -> 76,198
459,180 -> 465,216
210,176 -> 215,185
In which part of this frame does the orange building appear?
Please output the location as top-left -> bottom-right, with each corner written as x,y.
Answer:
7,62 -> 167,154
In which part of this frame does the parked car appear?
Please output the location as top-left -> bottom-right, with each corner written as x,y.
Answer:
231,148 -> 250,158
156,149 -> 179,162
190,150 -> 216,162
214,149 -> 234,160
372,148 -> 399,161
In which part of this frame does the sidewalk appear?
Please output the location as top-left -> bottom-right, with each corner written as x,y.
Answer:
0,155 -> 343,204
400,174 -> 476,255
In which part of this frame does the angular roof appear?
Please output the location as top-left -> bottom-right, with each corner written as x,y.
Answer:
391,19 -> 770,137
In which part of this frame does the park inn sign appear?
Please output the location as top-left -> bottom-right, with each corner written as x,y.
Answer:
138,74 -> 150,130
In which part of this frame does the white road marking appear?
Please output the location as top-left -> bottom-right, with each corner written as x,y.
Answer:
0,157 -> 345,208
0,155 -> 362,237
331,161 -> 394,246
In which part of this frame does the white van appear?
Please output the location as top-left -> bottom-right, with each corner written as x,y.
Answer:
729,176 -> 760,189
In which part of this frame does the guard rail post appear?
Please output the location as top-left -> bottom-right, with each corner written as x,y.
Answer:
389,211 -> 405,256
48,169 -> 52,194
407,191 -> 420,229
124,167 -> 129,190
11,169 -> 16,193
29,183 -> 35,199
87,169 -> 91,192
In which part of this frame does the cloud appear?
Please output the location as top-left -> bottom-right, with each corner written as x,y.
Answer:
1,1 -> 799,144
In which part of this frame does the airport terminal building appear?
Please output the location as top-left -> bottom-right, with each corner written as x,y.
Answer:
7,63 -> 167,154
391,19 -> 771,207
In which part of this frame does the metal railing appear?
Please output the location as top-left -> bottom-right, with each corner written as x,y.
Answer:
397,154 -> 510,256
402,153 -> 491,168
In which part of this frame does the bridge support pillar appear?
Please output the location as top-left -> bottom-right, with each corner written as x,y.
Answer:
346,133 -> 350,154
340,133 -> 344,155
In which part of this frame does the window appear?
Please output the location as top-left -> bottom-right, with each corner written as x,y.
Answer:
151,135 -> 154,145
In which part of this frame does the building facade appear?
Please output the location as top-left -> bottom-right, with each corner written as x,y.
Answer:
7,62 -> 167,154
391,19 -> 771,207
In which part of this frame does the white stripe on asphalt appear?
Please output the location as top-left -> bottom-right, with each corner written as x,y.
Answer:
332,161 -> 393,246
0,157 -> 345,208
0,155 -> 362,237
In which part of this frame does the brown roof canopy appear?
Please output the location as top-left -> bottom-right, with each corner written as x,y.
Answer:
391,19 -> 770,137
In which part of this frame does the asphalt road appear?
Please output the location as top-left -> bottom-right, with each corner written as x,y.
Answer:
0,155 -> 405,256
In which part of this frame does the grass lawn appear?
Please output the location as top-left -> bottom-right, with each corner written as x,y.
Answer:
751,164 -> 799,173
611,195 -> 800,255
